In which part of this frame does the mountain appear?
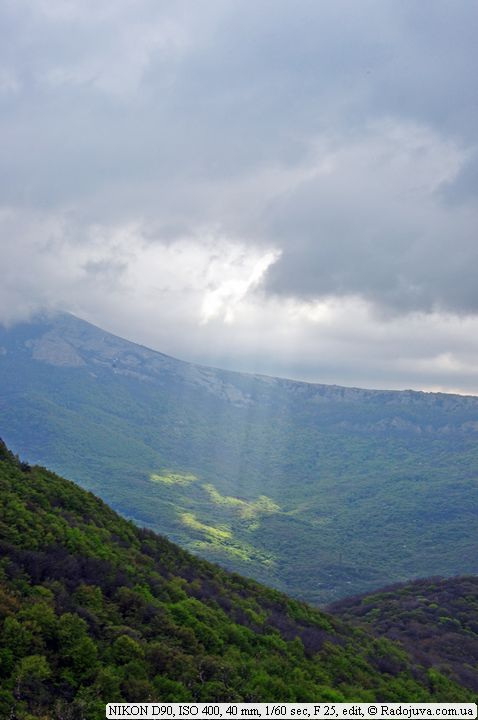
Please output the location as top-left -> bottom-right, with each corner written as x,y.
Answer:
328,575 -> 478,694
1,313 -> 478,603
0,440 -> 474,718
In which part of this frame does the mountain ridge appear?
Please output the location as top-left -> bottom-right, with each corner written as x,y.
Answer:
1,312 -> 478,603
5,311 -> 478,404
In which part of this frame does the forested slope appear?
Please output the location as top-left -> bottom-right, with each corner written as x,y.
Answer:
0,440 -> 474,719
329,576 -> 478,694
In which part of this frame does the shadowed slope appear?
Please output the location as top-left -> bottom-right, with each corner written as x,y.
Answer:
329,576 -> 478,693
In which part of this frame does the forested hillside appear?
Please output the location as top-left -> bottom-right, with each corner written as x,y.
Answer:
0,440 -> 474,718
329,576 -> 478,694
2,314 -> 478,603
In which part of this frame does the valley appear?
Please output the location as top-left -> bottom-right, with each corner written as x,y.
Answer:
1,313 -> 478,603
0,440 -> 475,717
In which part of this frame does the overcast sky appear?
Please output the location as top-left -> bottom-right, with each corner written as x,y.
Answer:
2,0 -> 478,393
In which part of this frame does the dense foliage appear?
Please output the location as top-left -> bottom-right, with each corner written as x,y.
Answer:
329,576 -> 478,693
0,441 -> 474,718
1,314 -> 478,603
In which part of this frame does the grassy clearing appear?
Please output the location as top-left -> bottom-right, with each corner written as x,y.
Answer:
150,471 -> 197,486
202,483 -> 280,519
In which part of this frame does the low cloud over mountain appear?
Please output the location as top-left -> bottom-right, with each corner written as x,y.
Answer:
2,1 -> 478,392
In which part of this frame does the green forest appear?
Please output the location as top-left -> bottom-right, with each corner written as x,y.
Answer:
330,575 -> 478,693
0,439 -> 475,718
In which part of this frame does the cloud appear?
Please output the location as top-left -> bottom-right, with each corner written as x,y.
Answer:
1,0 -> 478,392
200,249 -> 279,324
442,150 -> 478,206
3,205 -> 478,394
262,121 -> 478,314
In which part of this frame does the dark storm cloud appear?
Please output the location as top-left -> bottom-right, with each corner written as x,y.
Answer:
261,124 -> 478,314
0,0 -> 478,324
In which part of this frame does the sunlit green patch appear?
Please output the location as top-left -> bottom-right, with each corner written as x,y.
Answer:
180,512 -> 231,540
150,471 -> 197,486
190,540 -> 249,562
190,539 -> 276,568
178,501 -> 277,568
202,483 -> 280,519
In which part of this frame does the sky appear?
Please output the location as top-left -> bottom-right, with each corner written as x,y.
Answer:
2,0 -> 478,394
